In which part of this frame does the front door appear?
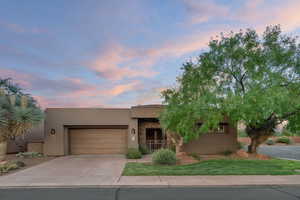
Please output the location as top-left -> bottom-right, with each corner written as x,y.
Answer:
145,128 -> 166,152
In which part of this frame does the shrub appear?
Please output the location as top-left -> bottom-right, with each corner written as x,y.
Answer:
266,139 -> 275,145
0,161 -> 25,174
282,130 -> 294,136
152,149 -> 176,165
126,148 -> 142,159
188,152 -> 201,161
237,141 -> 245,150
276,136 -> 292,144
222,150 -> 233,156
16,152 -> 43,158
169,145 -> 176,153
139,145 -> 150,155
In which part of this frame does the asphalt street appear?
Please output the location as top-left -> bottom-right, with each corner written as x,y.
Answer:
258,145 -> 300,160
1,186 -> 300,200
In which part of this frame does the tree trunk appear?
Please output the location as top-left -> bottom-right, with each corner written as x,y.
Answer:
246,118 -> 276,154
168,133 -> 184,156
175,137 -> 184,156
247,135 -> 270,154
248,138 -> 258,154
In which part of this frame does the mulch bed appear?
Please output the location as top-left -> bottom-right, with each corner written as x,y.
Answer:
176,150 -> 271,165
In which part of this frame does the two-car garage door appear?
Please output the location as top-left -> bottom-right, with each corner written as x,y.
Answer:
69,128 -> 127,155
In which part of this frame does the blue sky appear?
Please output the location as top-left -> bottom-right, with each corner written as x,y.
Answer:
1,0 -> 300,108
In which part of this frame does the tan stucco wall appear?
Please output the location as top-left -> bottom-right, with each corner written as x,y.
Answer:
128,119 -> 139,149
44,108 -> 131,156
131,105 -> 164,118
183,124 -> 238,154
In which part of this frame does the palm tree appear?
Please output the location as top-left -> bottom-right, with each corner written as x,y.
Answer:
0,79 -> 44,160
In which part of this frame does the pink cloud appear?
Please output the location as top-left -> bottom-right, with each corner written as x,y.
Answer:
182,0 -> 300,32
182,0 -> 229,24
250,0 -> 300,31
65,80 -> 142,99
90,29 -> 218,82
91,43 -> 157,81
105,80 -> 142,96
135,86 -> 167,105
33,95 -> 106,108
0,68 -> 32,88
1,68 -> 143,108
0,21 -> 46,34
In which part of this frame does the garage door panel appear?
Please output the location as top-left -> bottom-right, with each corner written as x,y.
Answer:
69,128 -> 127,155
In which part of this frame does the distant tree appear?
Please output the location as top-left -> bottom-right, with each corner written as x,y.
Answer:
160,25 -> 300,154
0,78 -> 44,159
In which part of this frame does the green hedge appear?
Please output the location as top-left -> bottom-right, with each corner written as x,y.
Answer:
276,136 -> 292,144
126,148 -> 142,159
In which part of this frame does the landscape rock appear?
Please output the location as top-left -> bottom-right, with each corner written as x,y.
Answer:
235,150 -> 249,158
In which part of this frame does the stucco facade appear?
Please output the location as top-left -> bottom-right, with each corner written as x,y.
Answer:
43,105 -> 238,156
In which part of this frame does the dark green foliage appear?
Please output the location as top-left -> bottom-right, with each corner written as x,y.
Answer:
152,149 -> 177,165
16,152 -> 43,158
126,148 -> 142,159
123,159 -> 300,176
237,141 -> 245,149
139,145 -> 150,155
169,145 -> 176,153
0,78 -> 44,142
188,152 -> 201,161
222,150 -> 233,156
0,160 -> 25,174
14,161 -> 26,168
276,136 -> 292,144
266,139 -> 275,145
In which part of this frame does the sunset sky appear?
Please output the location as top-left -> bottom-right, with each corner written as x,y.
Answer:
1,0 -> 300,108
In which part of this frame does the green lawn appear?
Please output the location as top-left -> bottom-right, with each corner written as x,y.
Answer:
123,159 -> 300,176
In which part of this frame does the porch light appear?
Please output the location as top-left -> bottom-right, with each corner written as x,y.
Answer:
131,128 -> 136,135
131,128 -> 136,141
50,128 -> 56,135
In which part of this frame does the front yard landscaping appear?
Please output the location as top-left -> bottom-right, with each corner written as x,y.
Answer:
0,153 -> 54,176
123,159 -> 300,176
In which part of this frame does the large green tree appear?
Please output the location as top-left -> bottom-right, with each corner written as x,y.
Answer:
160,25 -> 300,154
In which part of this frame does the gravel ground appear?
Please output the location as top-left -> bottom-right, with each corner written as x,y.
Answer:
258,145 -> 300,161
0,154 -> 55,176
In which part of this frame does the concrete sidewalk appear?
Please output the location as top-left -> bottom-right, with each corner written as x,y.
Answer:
0,175 -> 300,188
117,175 -> 300,187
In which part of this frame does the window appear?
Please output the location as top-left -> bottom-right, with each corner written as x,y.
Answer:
215,123 -> 228,134
196,122 -> 228,134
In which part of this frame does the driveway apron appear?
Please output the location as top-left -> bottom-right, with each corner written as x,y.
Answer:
0,155 -> 126,187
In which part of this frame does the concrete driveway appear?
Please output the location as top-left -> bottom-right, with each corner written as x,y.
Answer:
0,155 -> 126,187
258,145 -> 300,161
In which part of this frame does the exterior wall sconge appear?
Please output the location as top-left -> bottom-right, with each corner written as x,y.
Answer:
131,128 -> 136,135
131,128 -> 136,141
50,128 -> 56,135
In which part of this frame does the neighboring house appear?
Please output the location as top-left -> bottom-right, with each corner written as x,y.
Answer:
43,105 -> 238,156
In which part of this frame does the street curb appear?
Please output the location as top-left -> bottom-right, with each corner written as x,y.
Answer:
1,184 -> 300,189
